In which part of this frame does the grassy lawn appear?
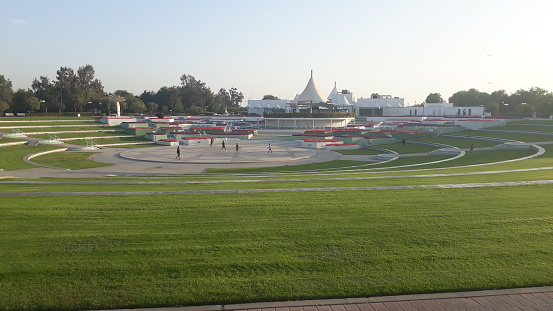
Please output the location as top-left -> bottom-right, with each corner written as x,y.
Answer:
373,143 -> 437,154
0,121 -> 98,127
509,119 -> 553,125
458,130 -> 553,142
489,125 -> 553,132
1,186 -> 553,311
19,126 -> 119,133
420,136 -> 499,148
30,151 -> 112,169
0,144 -> 63,170
106,143 -> 158,148
335,148 -> 381,155
0,116 -> 98,121
1,168 -> 553,193
207,160 -> 371,173
0,137 -> 27,144
29,132 -> 128,139
67,137 -> 149,145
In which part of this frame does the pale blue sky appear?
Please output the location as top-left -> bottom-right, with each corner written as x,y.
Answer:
1,0 -> 551,105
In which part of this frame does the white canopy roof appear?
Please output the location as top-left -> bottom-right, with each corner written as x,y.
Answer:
294,71 -> 327,104
334,94 -> 352,106
327,81 -> 338,100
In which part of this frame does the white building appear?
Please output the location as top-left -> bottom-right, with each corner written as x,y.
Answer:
246,72 -> 485,118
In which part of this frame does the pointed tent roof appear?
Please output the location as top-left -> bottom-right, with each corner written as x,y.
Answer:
328,81 -> 338,100
334,94 -> 352,106
295,71 -> 328,104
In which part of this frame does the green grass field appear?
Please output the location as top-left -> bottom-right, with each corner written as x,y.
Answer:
67,137 -> 150,145
0,144 -> 63,170
0,121 -> 98,127
27,131 -> 126,139
1,186 -> 553,311
30,151 -> 112,169
2,118 -> 553,311
18,126 -> 119,133
458,130 -> 553,142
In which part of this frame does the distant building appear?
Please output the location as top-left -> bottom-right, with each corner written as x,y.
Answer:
246,71 -> 485,118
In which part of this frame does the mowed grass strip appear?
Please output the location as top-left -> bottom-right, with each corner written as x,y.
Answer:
1,167 -> 552,193
421,136 -> 499,148
0,121 -> 98,127
490,125 -> 553,133
1,186 -> 553,311
458,130 -> 553,142
29,131 -> 126,139
20,126 -> 119,133
0,144 -> 63,170
30,151 -> 112,169
67,137 -> 150,145
371,142 -> 437,154
207,160 -> 372,173
0,137 -> 28,144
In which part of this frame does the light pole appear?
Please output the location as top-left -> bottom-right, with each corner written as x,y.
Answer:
40,100 -> 45,113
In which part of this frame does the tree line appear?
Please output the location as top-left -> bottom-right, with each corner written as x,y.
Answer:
0,65 -> 245,115
424,87 -> 553,117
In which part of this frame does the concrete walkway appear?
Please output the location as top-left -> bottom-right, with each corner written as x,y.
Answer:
98,286 -> 553,311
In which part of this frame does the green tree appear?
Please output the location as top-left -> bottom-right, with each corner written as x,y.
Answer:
32,76 -> 60,113
0,100 -> 9,114
129,99 -> 146,114
262,95 -> 280,100
146,102 -> 158,113
449,88 -> 490,107
12,89 -> 35,112
229,87 -> 244,107
0,75 -> 13,109
484,101 -> 499,115
188,105 -> 205,115
425,93 -> 443,103
55,67 -> 76,111
24,96 -> 40,115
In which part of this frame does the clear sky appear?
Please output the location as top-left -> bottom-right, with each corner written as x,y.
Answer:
1,0 -> 552,105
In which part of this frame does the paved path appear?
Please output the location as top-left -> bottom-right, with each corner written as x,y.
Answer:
98,286 -> 553,311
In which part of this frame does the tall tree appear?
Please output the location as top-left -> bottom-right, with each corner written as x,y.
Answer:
129,99 -> 146,114
229,87 -> 244,107
425,93 -> 443,103
55,67 -> 77,112
0,75 -> 13,113
262,95 -> 280,100
0,75 -> 13,107
32,76 -> 59,113
24,96 -> 40,115
449,88 -> 490,107
145,102 -> 158,113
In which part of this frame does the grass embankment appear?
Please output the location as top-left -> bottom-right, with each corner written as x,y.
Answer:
0,145 -> 62,170
30,151 -> 111,169
1,186 -> 553,311
29,132 -> 126,139
0,137 -> 27,144
421,136 -> 499,148
208,148 -> 534,174
0,121 -> 98,127
208,160 -> 372,173
459,130 -> 553,142
373,143 -> 437,154
19,126 -> 119,133
509,119 -> 553,125
1,168 -> 552,193
490,125 -> 553,132
0,116 -> 98,121
67,137 -> 150,145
